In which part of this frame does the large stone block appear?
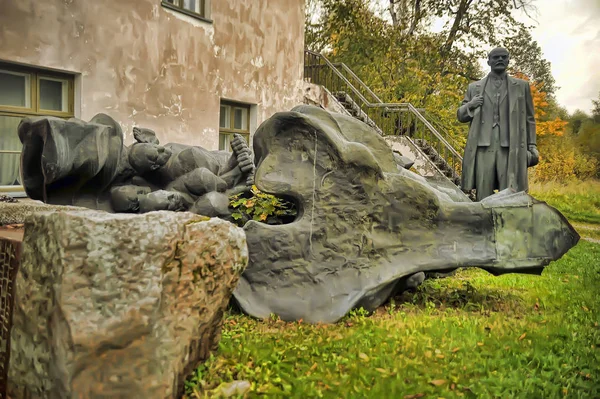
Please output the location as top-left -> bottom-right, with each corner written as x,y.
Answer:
0,199 -> 81,226
7,210 -> 247,398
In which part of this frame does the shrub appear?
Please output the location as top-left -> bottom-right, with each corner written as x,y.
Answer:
531,134 -> 598,182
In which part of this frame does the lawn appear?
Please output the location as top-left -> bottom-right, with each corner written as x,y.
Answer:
530,180 -> 600,225
185,181 -> 600,399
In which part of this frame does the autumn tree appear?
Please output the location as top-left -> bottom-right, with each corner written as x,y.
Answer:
304,0 -> 555,150
516,74 -> 599,181
592,91 -> 600,123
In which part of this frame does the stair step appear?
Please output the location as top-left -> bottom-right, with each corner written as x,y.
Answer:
328,87 -> 462,188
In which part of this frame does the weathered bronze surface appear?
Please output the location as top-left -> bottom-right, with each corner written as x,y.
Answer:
458,47 -> 539,201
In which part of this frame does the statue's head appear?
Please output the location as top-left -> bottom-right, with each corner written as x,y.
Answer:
129,143 -> 172,175
487,47 -> 510,74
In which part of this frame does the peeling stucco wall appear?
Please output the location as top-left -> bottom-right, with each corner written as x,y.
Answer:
0,0 -> 305,149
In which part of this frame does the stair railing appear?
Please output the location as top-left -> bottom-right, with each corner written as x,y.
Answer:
304,50 -> 463,180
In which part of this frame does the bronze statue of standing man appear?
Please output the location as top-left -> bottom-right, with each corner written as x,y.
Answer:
457,47 -> 539,201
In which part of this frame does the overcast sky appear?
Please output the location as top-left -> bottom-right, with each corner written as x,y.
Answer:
523,0 -> 600,114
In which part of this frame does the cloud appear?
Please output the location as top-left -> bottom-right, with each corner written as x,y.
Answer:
572,0 -> 600,18
525,0 -> 600,113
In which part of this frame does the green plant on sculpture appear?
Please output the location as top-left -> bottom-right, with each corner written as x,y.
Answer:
229,185 -> 297,227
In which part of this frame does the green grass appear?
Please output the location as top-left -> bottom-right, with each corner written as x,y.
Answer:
185,241 -> 600,398
184,180 -> 600,398
572,222 -> 600,242
530,180 -> 600,224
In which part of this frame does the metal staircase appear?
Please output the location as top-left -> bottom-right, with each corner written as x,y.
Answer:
304,50 -> 463,186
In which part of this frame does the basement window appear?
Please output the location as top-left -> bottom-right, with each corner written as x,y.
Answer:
161,0 -> 212,22
219,101 -> 250,152
0,62 -> 75,193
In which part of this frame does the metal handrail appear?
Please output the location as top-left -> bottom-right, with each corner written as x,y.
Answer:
403,135 -> 449,178
405,104 -> 463,161
304,50 -> 463,165
427,113 -> 466,151
331,62 -> 383,103
305,50 -> 381,110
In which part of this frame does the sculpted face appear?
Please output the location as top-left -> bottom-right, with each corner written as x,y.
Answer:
487,47 -> 510,74
128,143 -> 172,175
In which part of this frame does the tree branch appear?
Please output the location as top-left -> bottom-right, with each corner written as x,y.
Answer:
407,0 -> 422,35
440,0 -> 470,56
389,0 -> 399,28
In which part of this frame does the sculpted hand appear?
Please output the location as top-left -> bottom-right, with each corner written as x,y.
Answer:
231,135 -> 254,174
468,95 -> 484,111
527,144 -> 539,167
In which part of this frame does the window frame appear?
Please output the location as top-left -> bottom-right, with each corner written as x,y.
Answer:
37,74 -> 73,116
0,62 -> 75,193
161,0 -> 212,23
219,101 -> 251,151
0,62 -> 75,118
0,68 -> 33,113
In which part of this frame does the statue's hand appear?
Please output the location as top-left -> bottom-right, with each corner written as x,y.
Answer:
468,94 -> 484,111
231,134 -> 255,174
527,144 -> 539,167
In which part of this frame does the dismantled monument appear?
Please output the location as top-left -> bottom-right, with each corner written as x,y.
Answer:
16,105 -> 579,325
233,105 -> 579,323
18,114 -> 254,218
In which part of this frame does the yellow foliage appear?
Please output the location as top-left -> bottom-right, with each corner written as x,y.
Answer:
538,117 -> 568,137
531,135 -> 598,182
532,136 -> 576,181
512,73 -> 593,182
513,73 -> 566,137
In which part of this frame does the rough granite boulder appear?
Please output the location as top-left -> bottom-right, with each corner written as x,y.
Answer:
7,210 -> 247,399
0,199 -> 81,225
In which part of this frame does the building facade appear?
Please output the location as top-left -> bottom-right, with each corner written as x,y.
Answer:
0,0 -> 305,193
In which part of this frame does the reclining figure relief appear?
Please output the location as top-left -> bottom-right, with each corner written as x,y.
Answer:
18,113 -> 254,217
17,106 -> 579,323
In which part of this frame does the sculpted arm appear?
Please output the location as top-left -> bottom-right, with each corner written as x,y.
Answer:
525,81 -> 536,146
457,84 -> 479,123
525,81 -> 539,166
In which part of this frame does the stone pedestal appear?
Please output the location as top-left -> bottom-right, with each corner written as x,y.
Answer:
7,210 -> 247,399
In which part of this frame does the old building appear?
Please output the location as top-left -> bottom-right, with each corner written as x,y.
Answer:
0,0 -> 305,195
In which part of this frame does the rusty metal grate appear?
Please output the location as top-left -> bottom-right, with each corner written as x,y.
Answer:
0,238 -> 21,399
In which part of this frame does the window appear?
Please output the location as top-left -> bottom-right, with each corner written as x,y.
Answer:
219,102 -> 250,152
0,62 -> 75,189
161,0 -> 211,21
